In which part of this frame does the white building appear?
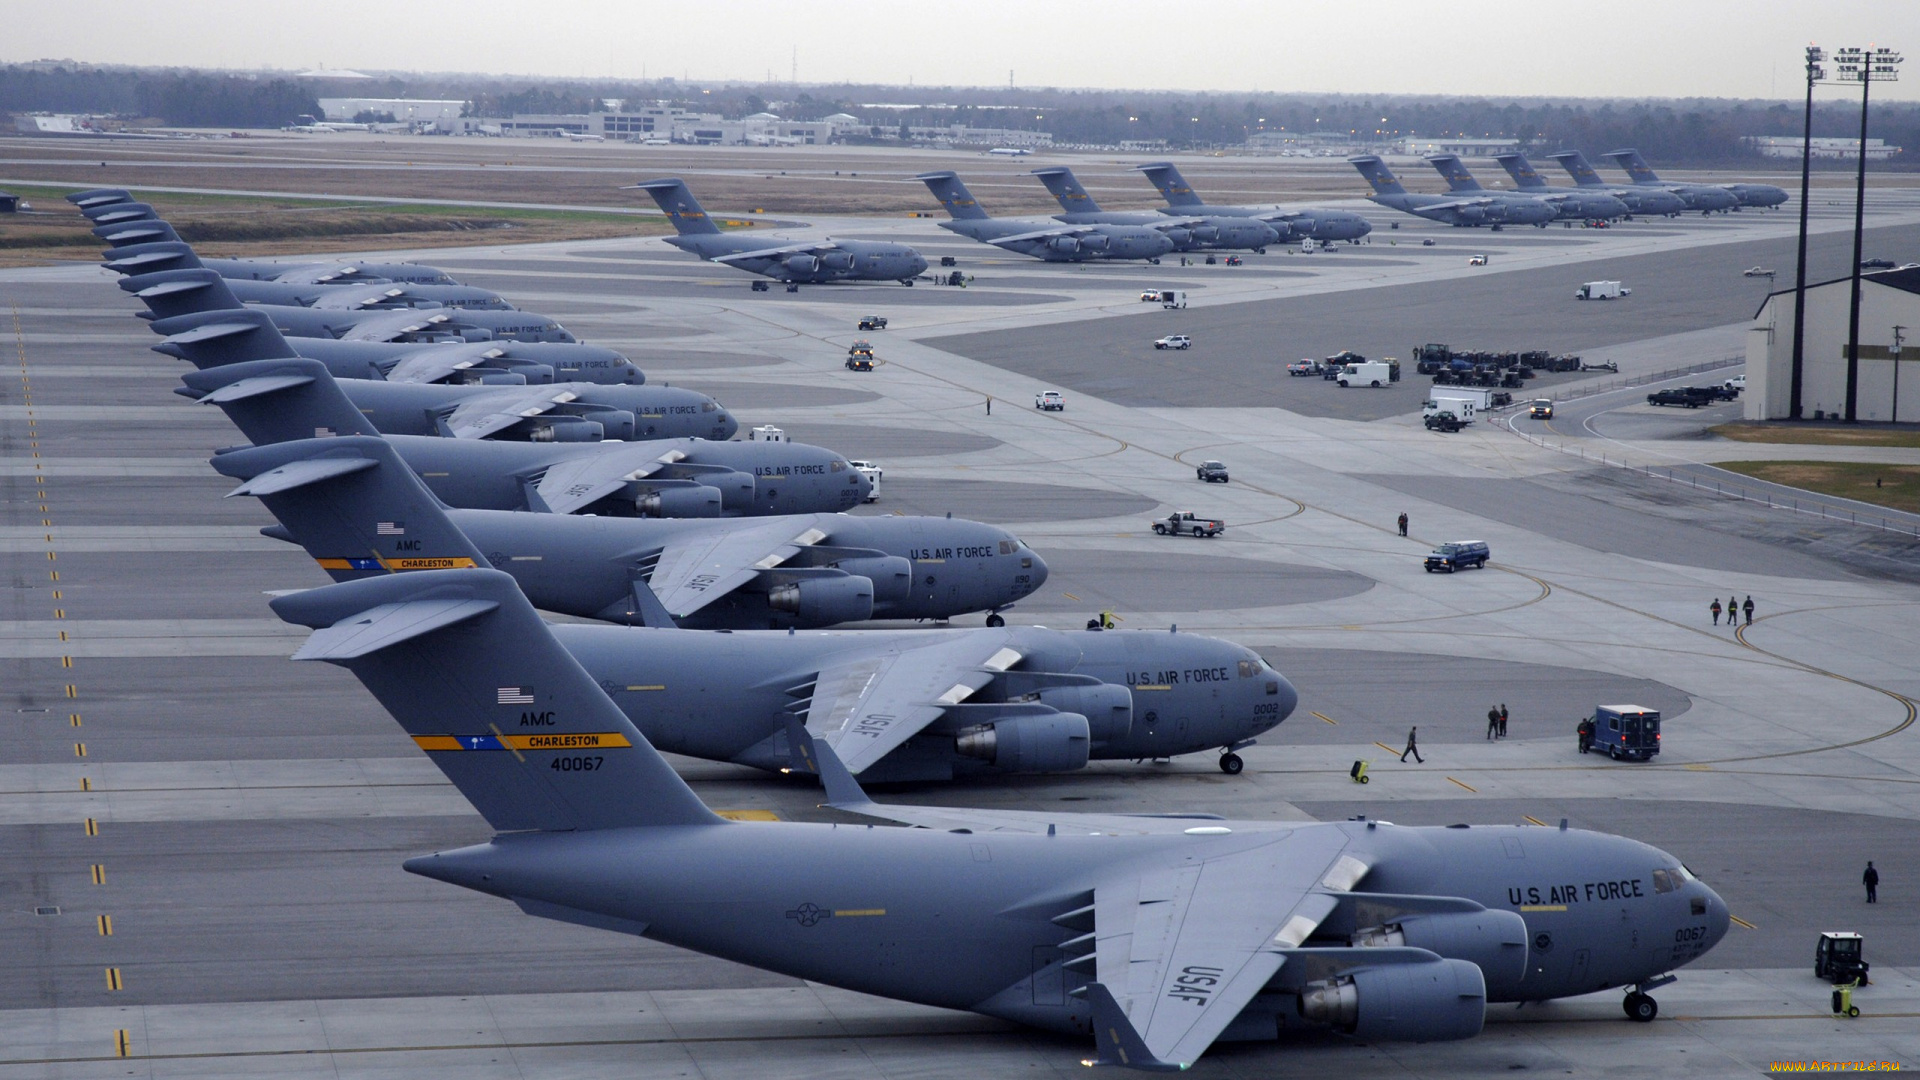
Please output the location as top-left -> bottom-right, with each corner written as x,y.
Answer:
904,125 -> 1053,147
318,98 -> 465,124
1744,136 -> 1903,161
1747,267 -> 1920,422
1401,137 -> 1521,156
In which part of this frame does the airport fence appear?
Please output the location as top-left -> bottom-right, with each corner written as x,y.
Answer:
1539,356 -> 1746,405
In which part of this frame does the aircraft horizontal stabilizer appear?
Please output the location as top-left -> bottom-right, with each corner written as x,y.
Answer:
225,454 -> 376,497
291,597 -> 502,660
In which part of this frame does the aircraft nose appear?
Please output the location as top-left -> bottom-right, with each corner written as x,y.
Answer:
713,411 -> 739,439
909,254 -> 929,276
1701,882 -> 1732,951
1023,548 -> 1050,595
1270,673 -> 1299,725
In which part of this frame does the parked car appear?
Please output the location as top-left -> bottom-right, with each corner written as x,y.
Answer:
1035,391 -> 1066,411
1647,388 -> 1702,408
1468,254 -> 1489,266
1861,258 -> 1896,270
1743,267 -> 1774,278
1723,374 -> 1746,393
1154,335 -> 1192,351
1196,460 -> 1229,483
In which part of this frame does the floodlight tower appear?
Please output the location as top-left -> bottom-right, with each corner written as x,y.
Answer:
1787,45 -> 1826,420
1835,46 -> 1902,422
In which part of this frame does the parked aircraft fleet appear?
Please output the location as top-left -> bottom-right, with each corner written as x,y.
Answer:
65,159 -> 1742,1069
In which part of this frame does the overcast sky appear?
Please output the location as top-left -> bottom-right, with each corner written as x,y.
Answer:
7,1 -> 1918,104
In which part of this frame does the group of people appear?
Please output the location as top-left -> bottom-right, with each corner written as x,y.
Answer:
1710,595 -> 1755,627
1485,704 -> 1510,741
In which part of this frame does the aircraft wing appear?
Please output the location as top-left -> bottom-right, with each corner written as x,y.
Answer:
306,284 -> 412,310
644,518 -> 828,619
710,242 -> 836,264
1423,197 -> 1498,211
439,388 -> 581,440
1087,829 -> 1353,1069
804,631 -> 1023,773
337,309 -> 455,342
984,224 -> 1098,246
531,447 -> 686,515
378,343 -> 507,384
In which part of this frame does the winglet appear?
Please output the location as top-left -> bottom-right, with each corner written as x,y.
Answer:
1084,983 -> 1184,1072
809,736 -> 875,810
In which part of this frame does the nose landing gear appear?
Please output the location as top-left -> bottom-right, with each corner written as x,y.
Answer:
1623,973 -> 1675,1022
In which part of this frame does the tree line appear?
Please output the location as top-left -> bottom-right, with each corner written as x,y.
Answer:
0,65 -> 320,128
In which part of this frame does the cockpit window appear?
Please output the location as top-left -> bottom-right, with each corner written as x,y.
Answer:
1652,866 -> 1692,893
830,461 -> 845,472
1237,660 -> 1258,678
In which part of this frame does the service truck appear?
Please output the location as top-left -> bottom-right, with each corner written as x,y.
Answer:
1575,280 -> 1631,301
1336,360 -> 1394,387
1160,290 -> 1188,310
1423,392 -> 1479,424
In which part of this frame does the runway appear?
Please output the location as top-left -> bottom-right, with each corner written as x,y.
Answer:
5,157 -> 1920,1079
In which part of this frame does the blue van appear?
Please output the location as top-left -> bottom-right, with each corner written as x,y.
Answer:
1580,704 -> 1661,761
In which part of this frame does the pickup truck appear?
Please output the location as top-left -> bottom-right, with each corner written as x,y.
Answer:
1035,391 -> 1066,411
857,315 -> 888,331
1424,410 -> 1466,432
1286,359 -> 1322,377
1646,388 -> 1702,408
1153,511 -> 1224,537
845,355 -> 874,372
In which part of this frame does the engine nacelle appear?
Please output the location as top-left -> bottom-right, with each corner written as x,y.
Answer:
1077,233 -> 1111,252
476,372 -> 528,385
499,362 -> 554,384
524,417 -> 603,442
1188,225 -> 1220,244
767,575 -> 874,625
1162,228 -> 1194,248
1298,959 -> 1485,1042
820,251 -> 855,272
1033,683 -> 1132,744
1351,910 -> 1529,995
832,555 -> 912,604
1047,236 -> 1082,254
459,328 -> 495,342
637,486 -> 723,518
559,407 -> 635,441
785,254 -> 821,275
954,713 -> 1091,773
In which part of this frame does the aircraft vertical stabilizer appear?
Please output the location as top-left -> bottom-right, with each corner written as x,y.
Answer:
914,172 -> 991,220
272,567 -> 723,831
1492,152 -> 1549,190
1604,149 -> 1661,185
1030,166 -> 1104,212
1346,157 -> 1409,197
629,179 -> 723,235
1133,162 -> 1205,208
1424,154 -> 1484,192
1547,151 -> 1607,188
180,357 -> 382,445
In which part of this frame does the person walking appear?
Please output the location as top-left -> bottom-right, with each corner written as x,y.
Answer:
1864,862 -> 1879,903
1727,596 -> 1739,631
1710,598 -> 1722,625
1397,513 -> 1409,538
1499,704 -> 1509,738
985,396 -> 992,415
1400,726 -> 1423,763
1743,595 -> 1755,625
1486,708 -> 1499,741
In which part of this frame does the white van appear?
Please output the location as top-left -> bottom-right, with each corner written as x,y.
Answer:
1337,361 -> 1393,387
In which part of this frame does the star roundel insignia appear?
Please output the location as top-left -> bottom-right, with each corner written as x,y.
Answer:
785,902 -> 831,928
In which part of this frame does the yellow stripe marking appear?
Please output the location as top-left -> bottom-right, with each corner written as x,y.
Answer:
1523,815 -> 1548,827
70,714 -> 81,727
1683,764 -> 1712,771
114,1029 -> 130,1057
1730,915 -> 1757,929
97,914 -> 113,936
90,864 -> 104,885
1447,776 -> 1477,792
1519,904 -> 1568,912
1133,684 -> 1172,691
1061,592 -> 1080,601
65,684 -> 76,698
1372,741 -> 1399,754
382,557 -> 479,571
1310,711 -> 1337,726
61,656 -> 72,668
412,732 -> 634,751
715,809 -> 780,822
73,743 -> 86,758
832,908 -> 886,917
625,685 -> 666,692
79,777 -> 90,791
105,968 -> 122,991
84,818 -> 98,836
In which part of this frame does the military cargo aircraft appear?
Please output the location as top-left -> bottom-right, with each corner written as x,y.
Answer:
556,621 -> 1291,780
186,359 -> 858,516
1544,151 -> 1690,217
1347,157 -> 1556,228
152,307 -> 642,386
1029,167 -> 1279,253
69,188 -> 461,284
915,171 -> 1176,262
1133,161 -> 1373,243
1602,149 -> 1745,213
123,267 -> 577,344
98,239 -> 508,309
274,566 -> 1731,1070
630,178 -> 928,286
217,436 -> 1044,629
1421,155 -> 1629,221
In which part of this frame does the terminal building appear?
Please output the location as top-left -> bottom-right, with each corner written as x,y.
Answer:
1747,267 -> 1920,422
1744,136 -> 1903,161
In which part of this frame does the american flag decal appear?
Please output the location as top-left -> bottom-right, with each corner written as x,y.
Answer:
497,687 -> 535,705
376,521 -> 406,535
315,427 -> 336,437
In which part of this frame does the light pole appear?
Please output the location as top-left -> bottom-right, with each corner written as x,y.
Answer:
1835,46 -> 1903,422
1787,45 -> 1826,420
1895,325 -> 1907,424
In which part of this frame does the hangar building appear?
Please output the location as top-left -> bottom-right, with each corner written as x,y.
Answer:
1747,266 -> 1920,422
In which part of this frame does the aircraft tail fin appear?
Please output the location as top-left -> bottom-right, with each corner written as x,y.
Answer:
1604,148 -> 1659,184
1492,152 -> 1548,190
119,268 -> 246,320
1347,156 -> 1407,197
210,435 -> 484,582
1424,154 -> 1483,192
1547,151 -> 1606,187
914,171 -> 990,220
101,240 -> 203,277
272,568 -> 723,831
1133,162 -> 1205,208
1031,167 -> 1103,212
180,357 -> 381,445
627,179 -> 722,235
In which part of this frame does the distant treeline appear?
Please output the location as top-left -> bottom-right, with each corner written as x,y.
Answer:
0,65 -> 320,128
4,64 -> 1915,166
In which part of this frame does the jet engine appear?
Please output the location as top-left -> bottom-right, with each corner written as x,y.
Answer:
785,254 -> 821,275
830,555 -> 912,604
767,575 -> 874,625
1047,236 -> 1082,254
1162,228 -> 1194,248
555,405 -> 636,441
459,329 -> 495,343
637,486 -> 723,518
1187,224 -> 1220,244
1032,683 -> 1132,744
1298,958 -> 1486,1042
954,713 -> 1091,773
1351,910 -> 1529,994
523,416 -> 603,442
475,372 -> 528,385
819,251 -> 855,272
1077,233 -> 1111,252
